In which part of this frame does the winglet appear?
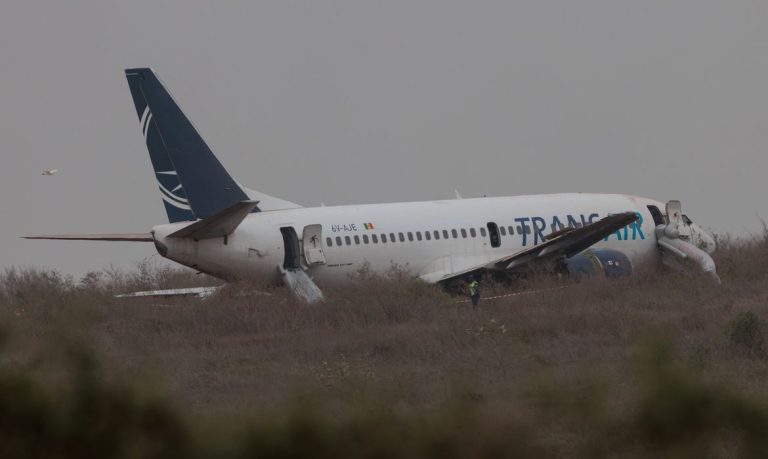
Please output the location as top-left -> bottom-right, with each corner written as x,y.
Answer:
168,200 -> 259,239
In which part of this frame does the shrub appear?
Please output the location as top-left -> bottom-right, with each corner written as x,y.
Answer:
726,311 -> 764,355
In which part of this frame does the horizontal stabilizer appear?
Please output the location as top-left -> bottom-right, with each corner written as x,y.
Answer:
22,233 -> 153,242
168,200 -> 259,239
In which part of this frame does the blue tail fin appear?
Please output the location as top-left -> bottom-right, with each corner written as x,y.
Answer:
125,68 -> 252,222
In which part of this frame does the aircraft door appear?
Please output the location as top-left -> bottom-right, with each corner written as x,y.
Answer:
666,200 -> 691,240
666,200 -> 683,225
486,222 -> 501,248
647,205 -> 665,226
302,224 -> 327,266
280,227 -> 302,270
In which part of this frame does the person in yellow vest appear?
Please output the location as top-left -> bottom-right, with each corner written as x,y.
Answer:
467,275 -> 480,307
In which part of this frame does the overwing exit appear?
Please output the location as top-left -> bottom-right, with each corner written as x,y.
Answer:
23,68 -> 719,301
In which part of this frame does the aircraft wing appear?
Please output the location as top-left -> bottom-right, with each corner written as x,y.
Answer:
425,212 -> 639,283
494,212 -> 639,270
116,286 -> 221,299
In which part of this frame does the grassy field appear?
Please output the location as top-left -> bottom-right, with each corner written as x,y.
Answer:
1,232 -> 768,457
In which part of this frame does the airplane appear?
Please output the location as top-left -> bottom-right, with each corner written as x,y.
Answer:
41,169 -> 58,176
24,68 -> 720,302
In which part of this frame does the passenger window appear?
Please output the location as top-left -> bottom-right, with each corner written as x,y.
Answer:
390,233 -> 396,242
460,229 -> 467,238
381,234 -> 387,243
516,225 -> 522,234
499,226 -> 506,236
470,228 -> 476,237
407,232 -> 414,241
345,236 -> 351,245
451,229 -> 458,238
480,227 -> 487,237
336,236 -> 342,246
326,237 -> 333,247
363,235 -> 369,244
425,231 -> 431,241
443,230 -> 449,239
525,226 -> 531,234
354,235 -> 360,245
434,230 -> 440,240
399,233 -> 405,242
508,226 -> 514,235
416,232 -> 422,241
372,234 -> 379,243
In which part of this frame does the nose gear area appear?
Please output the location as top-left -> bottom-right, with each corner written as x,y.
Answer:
654,200 -> 720,284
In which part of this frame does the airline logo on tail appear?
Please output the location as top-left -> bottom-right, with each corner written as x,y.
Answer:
138,104 -> 192,212
125,67 -> 266,223
139,106 -> 153,143
156,170 -> 191,211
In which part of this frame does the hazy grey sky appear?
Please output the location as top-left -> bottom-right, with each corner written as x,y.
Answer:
2,0 -> 766,277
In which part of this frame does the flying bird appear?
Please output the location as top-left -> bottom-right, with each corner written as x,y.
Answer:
41,169 -> 58,176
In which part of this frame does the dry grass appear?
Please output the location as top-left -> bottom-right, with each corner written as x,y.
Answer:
1,233 -> 768,457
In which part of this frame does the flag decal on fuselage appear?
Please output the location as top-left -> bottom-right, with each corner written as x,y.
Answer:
363,223 -> 375,230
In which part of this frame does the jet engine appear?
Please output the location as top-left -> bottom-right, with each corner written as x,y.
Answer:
564,248 -> 633,280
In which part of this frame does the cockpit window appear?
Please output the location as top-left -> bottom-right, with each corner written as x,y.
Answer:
682,214 -> 693,225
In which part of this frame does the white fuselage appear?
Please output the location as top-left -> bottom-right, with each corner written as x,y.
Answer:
151,193 -> 668,285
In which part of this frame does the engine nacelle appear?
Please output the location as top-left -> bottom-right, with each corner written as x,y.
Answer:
564,248 -> 632,280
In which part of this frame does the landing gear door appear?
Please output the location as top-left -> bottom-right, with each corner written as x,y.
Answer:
302,224 -> 326,266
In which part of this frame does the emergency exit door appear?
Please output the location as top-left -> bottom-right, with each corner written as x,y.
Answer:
666,200 -> 691,241
280,227 -> 301,270
486,222 -> 501,248
302,224 -> 327,266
